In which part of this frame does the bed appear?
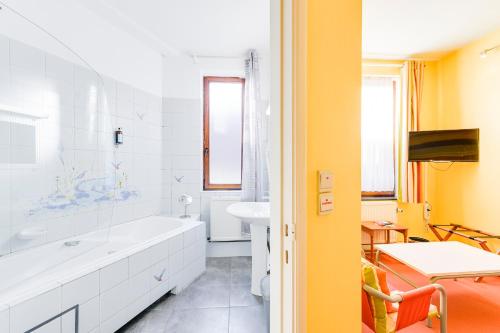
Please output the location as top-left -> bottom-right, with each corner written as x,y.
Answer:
375,241 -> 500,287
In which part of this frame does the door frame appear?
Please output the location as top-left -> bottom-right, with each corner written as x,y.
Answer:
270,0 -> 297,332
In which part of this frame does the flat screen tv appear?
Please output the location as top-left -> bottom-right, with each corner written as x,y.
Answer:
408,129 -> 479,162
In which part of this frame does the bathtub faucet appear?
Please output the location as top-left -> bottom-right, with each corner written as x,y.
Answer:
64,240 -> 81,247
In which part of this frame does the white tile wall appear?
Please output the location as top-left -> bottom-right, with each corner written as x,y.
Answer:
10,288 -> 61,333
0,30 -> 215,332
127,293 -> 150,321
169,250 -> 183,276
180,256 -> 206,290
150,257 -> 169,290
128,240 -> 170,278
161,97 -> 245,240
100,293 -> 149,333
10,40 -> 44,74
161,98 -> 203,217
128,269 -> 151,302
100,258 -> 129,292
150,240 -> 170,264
80,297 -> 100,333
61,271 -> 99,309
183,227 -> 198,248
0,34 -> 163,256
0,307 -> 9,333
169,234 -> 183,254
32,319 -> 60,333
171,155 -> 201,171
100,280 -> 130,322
61,296 -> 99,333
184,241 -> 205,267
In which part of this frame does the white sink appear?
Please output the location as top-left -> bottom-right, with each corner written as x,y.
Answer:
226,202 -> 270,226
226,201 -> 270,296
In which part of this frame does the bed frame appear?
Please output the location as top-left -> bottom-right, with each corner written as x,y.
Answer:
429,223 -> 500,253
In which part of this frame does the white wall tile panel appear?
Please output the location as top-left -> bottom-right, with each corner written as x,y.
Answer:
129,247 -> 154,277
169,250 -> 183,276
169,234 -> 183,254
183,228 -> 198,248
100,280 -> 130,322
150,257 -> 169,291
0,34 -> 163,255
0,308 -> 9,333
9,40 -> 44,73
61,297 -> 99,333
10,288 -> 61,333
31,319 -> 60,333
62,271 -> 99,309
128,269 -> 150,302
100,258 -> 128,292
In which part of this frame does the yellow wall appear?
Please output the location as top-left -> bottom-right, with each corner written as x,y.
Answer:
298,7 -> 500,332
396,29 -> 500,250
302,0 -> 361,331
426,29 -> 500,250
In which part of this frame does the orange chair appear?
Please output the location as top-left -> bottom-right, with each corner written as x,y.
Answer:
362,265 -> 447,333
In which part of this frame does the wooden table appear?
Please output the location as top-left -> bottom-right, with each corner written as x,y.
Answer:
362,221 -> 408,261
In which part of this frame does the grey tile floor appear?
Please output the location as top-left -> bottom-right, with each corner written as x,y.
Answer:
117,257 -> 268,333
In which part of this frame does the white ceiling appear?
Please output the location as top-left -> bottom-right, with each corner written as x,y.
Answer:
363,0 -> 500,59
79,0 -> 500,60
79,0 -> 269,57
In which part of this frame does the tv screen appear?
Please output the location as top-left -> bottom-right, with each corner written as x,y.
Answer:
408,129 -> 479,162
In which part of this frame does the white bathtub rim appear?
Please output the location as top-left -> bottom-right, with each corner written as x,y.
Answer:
0,219 -> 203,306
0,223 -> 203,307
0,216 -> 204,307
0,214 -> 199,272
1,214 -> 195,259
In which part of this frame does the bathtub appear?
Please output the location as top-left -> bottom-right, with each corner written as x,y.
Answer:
0,216 -> 206,333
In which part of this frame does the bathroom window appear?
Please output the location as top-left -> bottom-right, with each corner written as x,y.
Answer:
203,76 -> 245,190
361,76 -> 399,198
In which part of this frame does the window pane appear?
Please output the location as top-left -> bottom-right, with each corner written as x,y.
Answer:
361,77 -> 396,193
208,81 -> 243,185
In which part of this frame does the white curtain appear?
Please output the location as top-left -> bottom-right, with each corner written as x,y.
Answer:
241,50 -> 270,207
361,77 -> 396,193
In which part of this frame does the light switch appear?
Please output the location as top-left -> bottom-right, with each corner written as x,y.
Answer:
318,193 -> 334,215
318,170 -> 333,192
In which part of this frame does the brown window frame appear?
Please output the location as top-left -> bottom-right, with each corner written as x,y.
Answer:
203,76 -> 245,191
361,77 -> 398,200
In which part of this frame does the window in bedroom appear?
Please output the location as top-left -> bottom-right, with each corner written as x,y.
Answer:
203,76 -> 245,190
361,76 -> 399,198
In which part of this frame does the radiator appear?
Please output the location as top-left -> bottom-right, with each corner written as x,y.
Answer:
362,201 -> 398,244
210,197 -> 250,242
